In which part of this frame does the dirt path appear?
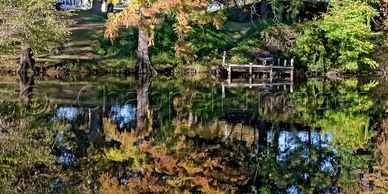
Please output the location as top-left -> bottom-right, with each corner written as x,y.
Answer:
36,21 -> 106,64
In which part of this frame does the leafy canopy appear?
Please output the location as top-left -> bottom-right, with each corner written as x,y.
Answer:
0,0 -> 72,52
105,0 -> 226,60
293,0 -> 379,71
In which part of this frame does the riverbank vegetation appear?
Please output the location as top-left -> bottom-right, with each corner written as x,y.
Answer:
2,0 -> 388,75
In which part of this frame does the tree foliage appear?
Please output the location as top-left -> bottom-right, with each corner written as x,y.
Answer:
0,0 -> 72,53
293,0 -> 379,71
105,0 -> 226,61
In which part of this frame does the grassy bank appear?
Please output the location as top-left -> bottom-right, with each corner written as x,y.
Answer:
0,9 -> 274,74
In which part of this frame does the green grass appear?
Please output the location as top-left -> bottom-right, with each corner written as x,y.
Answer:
48,11 -> 136,72
224,21 -> 255,32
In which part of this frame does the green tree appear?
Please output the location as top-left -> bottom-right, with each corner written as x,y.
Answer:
293,0 -> 378,72
0,0 -> 72,72
105,0 -> 225,74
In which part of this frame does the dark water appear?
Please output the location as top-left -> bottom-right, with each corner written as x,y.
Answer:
0,73 -> 387,193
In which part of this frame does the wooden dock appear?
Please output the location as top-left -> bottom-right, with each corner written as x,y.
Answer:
222,51 -> 294,84
221,51 -> 295,97
222,81 -> 294,98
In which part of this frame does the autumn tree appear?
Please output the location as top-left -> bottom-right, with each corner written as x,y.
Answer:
0,0 -> 72,73
105,0 -> 225,75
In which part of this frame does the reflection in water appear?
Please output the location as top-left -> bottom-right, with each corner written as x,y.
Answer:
57,149 -> 76,167
56,106 -> 80,121
19,72 -> 34,105
136,74 -> 151,130
0,75 -> 386,193
273,130 -> 333,161
111,104 -> 136,129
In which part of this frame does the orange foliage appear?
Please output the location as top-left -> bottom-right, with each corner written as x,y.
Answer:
99,112 -> 251,193
99,130 -> 247,193
99,172 -> 164,193
105,0 -> 225,60
99,173 -> 130,194
176,136 -> 187,150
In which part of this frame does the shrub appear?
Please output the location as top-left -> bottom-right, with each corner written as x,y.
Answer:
293,0 -> 379,72
261,24 -> 297,56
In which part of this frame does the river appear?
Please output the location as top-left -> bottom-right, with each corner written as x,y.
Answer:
0,73 -> 386,193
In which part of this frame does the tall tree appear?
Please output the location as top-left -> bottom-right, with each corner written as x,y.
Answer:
105,0 -> 225,74
0,0 -> 72,73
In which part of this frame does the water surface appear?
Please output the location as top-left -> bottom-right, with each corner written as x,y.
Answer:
0,74 -> 386,193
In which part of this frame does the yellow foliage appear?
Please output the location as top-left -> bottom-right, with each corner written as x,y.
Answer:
102,118 -> 146,166
105,0 -> 225,59
104,148 -> 131,162
102,118 -> 119,141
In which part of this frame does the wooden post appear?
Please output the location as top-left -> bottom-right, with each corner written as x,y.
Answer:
228,65 -> 231,85
249,63 -> 253,88
290,58 -> 294,82
278,58 -> 280,66
269,62 -> 273,83
284,60 -> 287,66
222,51 -> 226,65
222,83 -> 225,98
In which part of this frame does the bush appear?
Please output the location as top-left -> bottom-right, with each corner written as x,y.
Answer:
293,0 -> 379,72
261,24 -> 297,56
188,25 -> 235,59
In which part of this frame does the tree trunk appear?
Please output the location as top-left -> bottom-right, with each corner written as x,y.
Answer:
19,44 -> 36,74
19,72 -> 35,105
107,3 -> 114,13
260,0 -> 269,19
91,0 -> 103,12
137,22 -> 157,75
136,74 -> 151,130
88,108 -> 101,142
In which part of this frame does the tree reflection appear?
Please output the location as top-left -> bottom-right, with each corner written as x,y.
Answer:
0,100 -> 58,193
136,74 -> 152,130
1,75 -> 387,193
18,72 -> 35,105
